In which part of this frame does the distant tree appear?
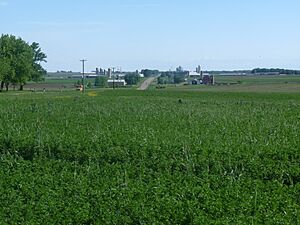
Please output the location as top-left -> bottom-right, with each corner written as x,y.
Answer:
159,71 -> 187,84
174,74 -> 185,84
87,81 -> 92,88
94,76 -> 107,88
94,77 -> 100,86
251,68 -> 300,75
176,66 -> 183,72
141,69 -> 160,77
157,77 -> 167,85
124,73 -> 140,85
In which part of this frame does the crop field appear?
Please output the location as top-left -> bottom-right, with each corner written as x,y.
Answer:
215,75 -> 300,84
170,83 -> 300,93
0,89 -> 300,224
166,75 -> 300,93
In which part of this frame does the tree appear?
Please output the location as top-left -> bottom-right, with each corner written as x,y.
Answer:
87,81 -> 92,89
0,58 -> 14,91
174,74 -> 185,84
0,34 -> 47,91
0,35 -> 14,91
141,69 -> 160,77
176,66 -> 183,72
94,76 -> 107,88
124,73 -> 140,85
157,77 -> 166,85
30,42 -> 47,83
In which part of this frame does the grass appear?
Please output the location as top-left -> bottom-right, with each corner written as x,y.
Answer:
0,89 -> 300,224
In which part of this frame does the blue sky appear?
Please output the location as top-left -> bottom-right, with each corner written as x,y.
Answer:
1,0 -> 300,71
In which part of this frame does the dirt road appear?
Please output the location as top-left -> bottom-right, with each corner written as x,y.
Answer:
138,77 -> 157,90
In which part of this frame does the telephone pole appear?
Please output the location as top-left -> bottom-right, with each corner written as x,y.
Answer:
111,67 -> 116,90
80,59 -> 87,92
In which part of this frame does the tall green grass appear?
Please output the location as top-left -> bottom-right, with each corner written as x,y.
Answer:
0,90 -> 300,224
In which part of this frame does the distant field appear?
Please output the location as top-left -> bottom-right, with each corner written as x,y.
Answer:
163,75 -> 300,93
168,83 -> 300,93
0,90 -> 300,224
25,76 -> 147,91
215,75 -> 300,84
24,74 -> 300,92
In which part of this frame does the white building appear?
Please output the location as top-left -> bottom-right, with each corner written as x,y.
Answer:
188,71 -> 201,78
107,79 -> 127,87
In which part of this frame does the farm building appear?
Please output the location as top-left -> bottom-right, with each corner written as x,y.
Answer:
202,74 -> 215,85
188,71 -> 202,78
107,79 -> 127,87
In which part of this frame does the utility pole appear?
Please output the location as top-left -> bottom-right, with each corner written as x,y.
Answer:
112,67 -> 116,90
80,59 -> 87,92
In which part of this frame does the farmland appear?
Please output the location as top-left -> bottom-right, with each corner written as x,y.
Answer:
1,89 -> 300,224
215,74 -> 300,84
165,75 -> 300,93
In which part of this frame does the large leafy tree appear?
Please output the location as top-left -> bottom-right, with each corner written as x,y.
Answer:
0,35 -> 13,91
31,42 -> 47,83
0,34 -> 47,91
0,57 -> 14,91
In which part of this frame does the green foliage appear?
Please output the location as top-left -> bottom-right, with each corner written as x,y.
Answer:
252,68 -> 300,75
141,69 -> 160,77
86,81 -> 92,88
174,74 -> 186,84
160,71 -> 188,84
0,34 -> 47,91
94,76 -> 107,88
0,90 -> 300,224
30,42 -> 47,82
157,76 -> 167,85
124,73 -> 140,85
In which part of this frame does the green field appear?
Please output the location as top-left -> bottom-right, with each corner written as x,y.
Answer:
24,76 -> 147,91
163,75 -> 300,93
215,75 -> 300,84
1,89 -> 300,224
23,74 -> 300,93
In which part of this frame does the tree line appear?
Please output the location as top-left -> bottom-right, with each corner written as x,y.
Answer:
251,68 -> 300,75
0,34 -> 47,91
158,71 -> 187,85
141,69 -> 160,77
94,73 -> 141,88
